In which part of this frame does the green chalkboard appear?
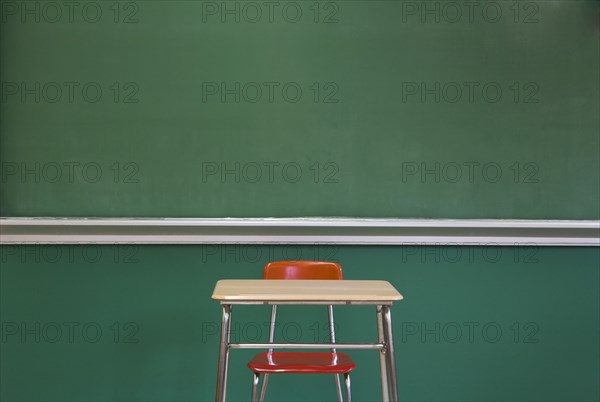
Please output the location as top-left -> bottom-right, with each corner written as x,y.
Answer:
1,1 -> 598,218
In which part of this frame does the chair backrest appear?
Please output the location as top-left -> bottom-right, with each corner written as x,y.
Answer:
263,260 -> 343,280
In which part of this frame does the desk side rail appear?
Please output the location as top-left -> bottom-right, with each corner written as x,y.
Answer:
230,343 -> 385,350
216,300 -> 398,305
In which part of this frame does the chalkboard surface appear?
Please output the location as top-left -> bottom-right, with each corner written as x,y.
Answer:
1,1 -> 598,218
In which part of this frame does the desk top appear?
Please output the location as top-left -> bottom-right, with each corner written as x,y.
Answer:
212,280 -> 404,303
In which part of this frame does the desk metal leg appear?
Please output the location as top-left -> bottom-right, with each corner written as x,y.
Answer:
216,304 -> 232,402
376,306 -> 390,402
381,305 -> 398,402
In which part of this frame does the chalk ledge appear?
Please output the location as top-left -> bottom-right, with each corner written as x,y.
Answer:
1,218 -> 598,246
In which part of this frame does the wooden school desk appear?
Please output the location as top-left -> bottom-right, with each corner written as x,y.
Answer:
212,279 -> 404,401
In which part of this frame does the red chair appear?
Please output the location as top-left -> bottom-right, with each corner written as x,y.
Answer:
247,261 -> 356,401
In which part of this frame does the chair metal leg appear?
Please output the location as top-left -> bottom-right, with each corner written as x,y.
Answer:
344,373 -> 352,402
251,372 -> 260,402
260,304 -> 278,402
258,373 -> 269,402
335,374 -> 343,401
328,305 -> 343,401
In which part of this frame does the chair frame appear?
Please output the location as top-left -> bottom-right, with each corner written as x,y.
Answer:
249,261 -> 353,402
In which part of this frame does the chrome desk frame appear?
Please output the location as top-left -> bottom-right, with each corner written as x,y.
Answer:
215,300 -> 399,402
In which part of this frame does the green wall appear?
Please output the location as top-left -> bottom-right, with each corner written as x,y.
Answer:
1,1 -> 599,218
1,245 -> 598,401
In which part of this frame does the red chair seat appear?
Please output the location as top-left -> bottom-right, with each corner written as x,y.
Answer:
247,352 -> 356,374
